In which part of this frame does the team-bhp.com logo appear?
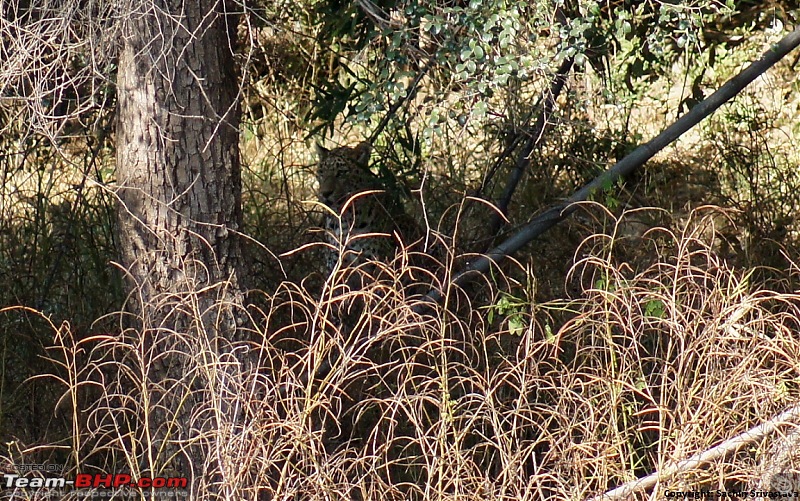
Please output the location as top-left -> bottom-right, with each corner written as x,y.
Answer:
4,472 -> 188,493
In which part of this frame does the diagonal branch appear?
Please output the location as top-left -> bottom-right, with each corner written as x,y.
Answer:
587,404 -> 800,500
421,25 -> 800,308
487,56 -> 574,237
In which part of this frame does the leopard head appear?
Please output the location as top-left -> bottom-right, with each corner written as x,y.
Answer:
315,142 -> 377,209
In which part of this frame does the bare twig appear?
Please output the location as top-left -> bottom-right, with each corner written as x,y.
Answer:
368,59 -> 432,145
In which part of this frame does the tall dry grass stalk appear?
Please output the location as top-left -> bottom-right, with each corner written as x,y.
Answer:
9,206 -> 796,500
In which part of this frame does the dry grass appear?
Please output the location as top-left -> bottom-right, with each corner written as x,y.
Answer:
4,205 -> 799,500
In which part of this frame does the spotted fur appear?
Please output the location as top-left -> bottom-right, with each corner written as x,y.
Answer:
316,142 -> 412,274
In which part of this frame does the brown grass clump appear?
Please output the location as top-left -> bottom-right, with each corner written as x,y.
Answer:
4,205 -> 796,499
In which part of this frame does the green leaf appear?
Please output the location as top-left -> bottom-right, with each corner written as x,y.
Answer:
508,315 -> 525,336
545,324 -> 555,343
473,100 -> 487,118
644,299 -> 665,318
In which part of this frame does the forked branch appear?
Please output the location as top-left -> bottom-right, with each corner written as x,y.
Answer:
420,25 -> 800,308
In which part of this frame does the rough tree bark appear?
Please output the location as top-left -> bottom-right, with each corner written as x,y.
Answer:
114,0 -> 247,489
116,0 -> 246,337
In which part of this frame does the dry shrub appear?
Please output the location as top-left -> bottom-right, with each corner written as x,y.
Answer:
557,205 -> 800,497
10,205 -> 797,500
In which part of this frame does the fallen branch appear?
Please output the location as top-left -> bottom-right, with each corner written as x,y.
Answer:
587,404 -> 800,500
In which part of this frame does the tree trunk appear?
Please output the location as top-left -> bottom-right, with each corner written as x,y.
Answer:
116,0 -> 245,336
114,0 -> 246,491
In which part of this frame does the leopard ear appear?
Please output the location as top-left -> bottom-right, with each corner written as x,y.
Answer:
315,143 -> 329,159
353,141 -> 372,165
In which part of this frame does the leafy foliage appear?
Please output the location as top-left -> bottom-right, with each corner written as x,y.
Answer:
306,0 -> 756,140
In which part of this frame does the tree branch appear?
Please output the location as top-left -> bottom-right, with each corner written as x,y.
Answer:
487,56 -> 574,237
587,404 -> 800,500
420,25 -> 800,308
